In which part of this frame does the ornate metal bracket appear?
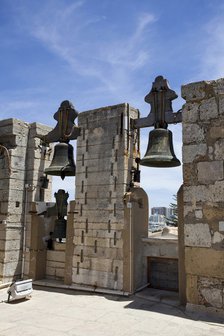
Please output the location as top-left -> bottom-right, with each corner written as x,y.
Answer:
39,100 -> 81,144
134,75 -> 182,129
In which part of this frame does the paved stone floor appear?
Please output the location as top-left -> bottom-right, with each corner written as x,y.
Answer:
0,286 -> 224,336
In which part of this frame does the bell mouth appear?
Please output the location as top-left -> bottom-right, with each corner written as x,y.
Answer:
140,157 -> 181,168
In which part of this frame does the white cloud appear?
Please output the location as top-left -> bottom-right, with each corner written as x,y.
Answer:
189,12 -> 224,82
14,3 -> 156,103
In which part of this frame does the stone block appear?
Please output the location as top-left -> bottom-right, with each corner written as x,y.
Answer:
197,161 -> 223,184
219,95 -> 224,116
213,78 -> 224,95
182,165 -> 196,187
9,179 -> 26,192
73,235 -> 123,249
198,277 -> 223,309
5,213 -> 23,224
76,142 -> 116,158
212,231 -> 224,246
23,259 -> 30,277
0,168 -> 11,181
8,189 -> 24,202
2,239 -> 22,251
209,126 -> 224,141
184,182 -> 224,203
185,247 -> 224,278
182,102 -> 199,123
9,146 -> 27,158
46,260 -> 65,269
15,134 -> 29,147
185,223 -> 212,247
183,124 -> 205,144
74,228 -> 121,240
74,245 -> 122,260
46,266 -> 64,279
46,250 -> 65,263
75,184 -> 127,200
0,249 -> 21,262
210,181 -> 224,202
75,208 -> 125,222
183,185 -> 209,203
5,228 -> 22,240
76,197 -> 125,212
182,144 -> 207,163
7,169 -> 26,181
90,257 -> 113,272
195,209 -> 203,219
214,139 -> 224,160
0,240 -> 5,250
143,239 -> 178,259
182,81 -> 210,102
199,97 -> 218,120
186,274 -> 199,304
72,267 -> 119,289
2,260 -> 22,277
72,255 -> 91,269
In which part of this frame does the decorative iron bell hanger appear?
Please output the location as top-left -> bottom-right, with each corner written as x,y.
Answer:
134,75 -> 182,168
40,100 -> 81,180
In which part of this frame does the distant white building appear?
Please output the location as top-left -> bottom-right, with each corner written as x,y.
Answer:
149,213 -> 167,232
151,207 -> 175,219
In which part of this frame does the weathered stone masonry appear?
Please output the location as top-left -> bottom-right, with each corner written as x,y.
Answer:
182,78 -> 224,313
0,119 -> 52,284
65,103 -> 148,293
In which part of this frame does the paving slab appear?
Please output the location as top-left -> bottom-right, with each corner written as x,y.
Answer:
0,286 -> 223,336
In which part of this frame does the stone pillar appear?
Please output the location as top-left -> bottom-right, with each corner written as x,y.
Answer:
29,202 -> 56,280
123,187 -> 148,292
182,78 -> 224,314
71,103 -> 148,293
23,122 -> 53,277
0,119 -> 52,285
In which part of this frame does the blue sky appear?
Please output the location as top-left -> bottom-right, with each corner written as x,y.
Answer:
1,0 -> 224,209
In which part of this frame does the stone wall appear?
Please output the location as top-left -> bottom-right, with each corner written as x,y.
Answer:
0,119 -> 52,285
182,78 -> 224,314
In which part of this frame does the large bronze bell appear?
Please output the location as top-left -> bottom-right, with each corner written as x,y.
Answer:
141,128 -> 181,168
45,142 -> 76,180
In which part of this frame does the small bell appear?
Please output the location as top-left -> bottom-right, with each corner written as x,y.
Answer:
45,142 -> 76,180
141,128 -> 181,168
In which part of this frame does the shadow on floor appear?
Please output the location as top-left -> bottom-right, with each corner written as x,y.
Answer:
33,280 -> 224,325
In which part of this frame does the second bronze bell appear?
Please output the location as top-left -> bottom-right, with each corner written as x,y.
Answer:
45,142 -> 76,180
141,128 -> 181,168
